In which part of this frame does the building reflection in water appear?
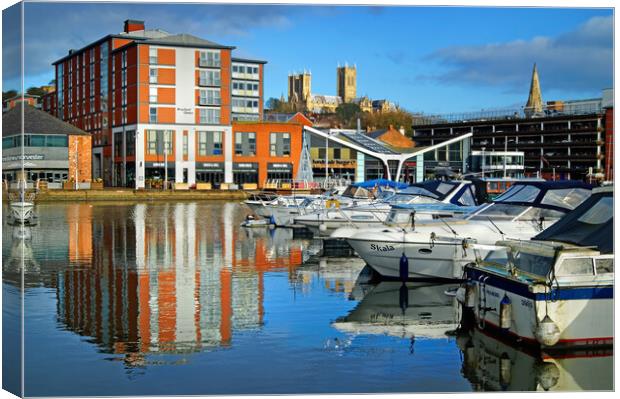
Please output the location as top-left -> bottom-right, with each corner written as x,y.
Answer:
50,202 -> 311,367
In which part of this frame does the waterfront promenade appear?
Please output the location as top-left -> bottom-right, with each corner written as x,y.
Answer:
3,188 -> 249,202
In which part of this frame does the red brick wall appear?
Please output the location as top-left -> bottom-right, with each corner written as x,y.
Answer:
68,135 -> 93,182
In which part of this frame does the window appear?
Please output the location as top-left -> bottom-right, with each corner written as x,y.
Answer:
199,50 -> 220,67
149,47 -> 158,64
122,88 -> 127,105
199,89 -> 221,106
595,258 -> 613,274
46,136 -> 68,147
2,137 -> 16,149
558,258 -> 593,276
199,108 -> 220,124
149,68 -> 157,84
270,132 -> 291,157
183,135 -> 188,157
199,70 -> 220,86
29,135 -> 46,147
232,65 -> 238,72
114,132 -> 123,157
126,131 -> 135,156
577,197 -> 613,224
149,87 -> 157,103
146,130 -> 174,155
541,188 -> 591,210
495,185 -> 541,204
149,107 -> 157,123
198,131 -> 223,156
235,132 -> 256,156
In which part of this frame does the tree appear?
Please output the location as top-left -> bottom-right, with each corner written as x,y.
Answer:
26,86 -> 46,97
363,109 -> 415,135
335,103 -> 362,128
3,90 -> 18,101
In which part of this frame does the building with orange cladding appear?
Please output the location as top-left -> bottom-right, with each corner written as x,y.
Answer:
47,19 -> 268,188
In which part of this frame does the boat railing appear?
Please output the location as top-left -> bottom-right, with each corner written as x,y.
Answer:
263,179 -> 322,190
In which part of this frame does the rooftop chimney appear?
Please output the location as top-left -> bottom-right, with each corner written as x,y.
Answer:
124,19 -> 145,33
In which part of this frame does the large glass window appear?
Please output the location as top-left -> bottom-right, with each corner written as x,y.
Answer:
199,50 -> 220,67
114,132 -> 123,157
149,107 -> 157,123
270,132 -> 290,156
146,130 -> 174,155
198,131 -> 223,156
149,47 -> 158,64
199,89 -> 221,106
29,135 -> 46,147
199,108 -> 220,124
149,68 -> 157,84
235,132 -> 256,156
46,136 -> 68,147
126,130 -> 135,156
199,70 -> 221,86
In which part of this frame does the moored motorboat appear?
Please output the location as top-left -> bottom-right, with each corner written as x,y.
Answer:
346,181 -> 593,280
458,186 -> 613,349
299,180 -> 479,237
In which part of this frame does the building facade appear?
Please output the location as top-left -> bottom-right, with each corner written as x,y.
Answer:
2,103 -> 92,187
45,19 -> 266,188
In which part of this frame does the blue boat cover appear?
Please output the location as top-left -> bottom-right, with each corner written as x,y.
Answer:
352,179 -> 409,189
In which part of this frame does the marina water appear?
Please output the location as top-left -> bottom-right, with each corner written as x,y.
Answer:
2,202 -> 612,395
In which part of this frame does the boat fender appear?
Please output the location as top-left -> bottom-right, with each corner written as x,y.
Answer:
499,294 -> 512,330
399,253 -> 409,282
269,215 -> 276,226
499,352 -> 511,390
535,315 -> 561,347
535,361 -> 560,391
319,223 -> 327,232
462,282 -> 476,308
399,283 -> 409,314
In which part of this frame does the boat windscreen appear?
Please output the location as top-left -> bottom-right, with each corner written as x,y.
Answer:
494,184 -> 540,203
398,186 -> 440,199
512,250 -> 554,277
540,188 -> 592,210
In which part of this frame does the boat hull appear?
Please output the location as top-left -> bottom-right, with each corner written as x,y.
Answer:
465,267 -> 613,349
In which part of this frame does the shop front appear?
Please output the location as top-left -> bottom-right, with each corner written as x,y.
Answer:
196,162 -> 225,187
145,161 -> 176,189
266,162 -> 293,181
233,162 -> 259,186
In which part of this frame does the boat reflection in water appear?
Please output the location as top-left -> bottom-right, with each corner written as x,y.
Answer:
332,281 -> 460,339
5,202 -> 315,367
457,328 -> 613,391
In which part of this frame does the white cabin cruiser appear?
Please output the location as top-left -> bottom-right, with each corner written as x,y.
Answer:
347,181 -> 593,280
263,184 -> 383,227
322,180 -> 480,239
459,186 -> 613,350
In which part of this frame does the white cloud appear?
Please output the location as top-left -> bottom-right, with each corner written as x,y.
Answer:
425,15 -> 613,92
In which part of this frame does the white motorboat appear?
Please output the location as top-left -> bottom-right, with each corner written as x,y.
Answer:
321,180 -> 480,239
458,186 -> 613,349
332,282 -> 460,339
347,181 -> 593,280
263,184 -> 381,227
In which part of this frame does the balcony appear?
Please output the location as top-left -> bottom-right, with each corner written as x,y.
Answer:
198,59 -> 220,68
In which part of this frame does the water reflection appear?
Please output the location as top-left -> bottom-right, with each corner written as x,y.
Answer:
333,281 -> 460,339
4,202 -> 317,366
457,327 -> 613,391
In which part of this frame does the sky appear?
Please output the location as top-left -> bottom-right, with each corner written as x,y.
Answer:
1,1 -> 614,114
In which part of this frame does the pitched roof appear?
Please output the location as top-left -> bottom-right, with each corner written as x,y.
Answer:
145,33 -> 234,49
2,103 -> 90,137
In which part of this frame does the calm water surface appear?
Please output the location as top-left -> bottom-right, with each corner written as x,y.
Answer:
2,202 -> 613,396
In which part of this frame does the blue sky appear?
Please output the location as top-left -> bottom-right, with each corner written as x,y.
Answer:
2,2 -> 613,114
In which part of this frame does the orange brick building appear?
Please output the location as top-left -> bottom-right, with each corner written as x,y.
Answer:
46,19 -> 267,188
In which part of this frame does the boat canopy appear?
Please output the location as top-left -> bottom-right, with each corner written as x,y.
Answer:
534,186 -> 613,253
351,179 -> 409,190
492,180 -> 593,212
396,180 -> 478,206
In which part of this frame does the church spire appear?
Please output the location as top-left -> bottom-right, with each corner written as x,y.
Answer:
524,63 -> 543,117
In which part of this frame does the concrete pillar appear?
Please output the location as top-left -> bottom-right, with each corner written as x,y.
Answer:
224,126 -> 233,184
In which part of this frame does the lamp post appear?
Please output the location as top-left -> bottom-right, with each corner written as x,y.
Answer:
481,146 -> 486,179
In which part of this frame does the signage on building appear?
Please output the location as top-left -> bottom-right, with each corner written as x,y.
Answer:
197,162 -> 224,171
3,154 -> 45,162
145,162 -> 169,168
176,107 -> 193,115
233,162 -> 258,171
405,161 -> 416,167
267,162 -> 292,172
